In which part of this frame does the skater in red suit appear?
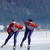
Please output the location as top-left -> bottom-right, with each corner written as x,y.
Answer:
20,19 -> 38,50
1,20 -> 23,49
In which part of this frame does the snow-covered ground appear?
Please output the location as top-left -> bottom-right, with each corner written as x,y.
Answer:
0,31 -> 50,50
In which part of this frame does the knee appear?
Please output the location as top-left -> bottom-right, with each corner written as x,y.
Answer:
6,37 -> 10,40
6,38 -> 8,41
14,39 -> 17,43
14,39 -> 16,42
14,37 -> 16,41
28,36 -> 31,40
23,36 -> 27,40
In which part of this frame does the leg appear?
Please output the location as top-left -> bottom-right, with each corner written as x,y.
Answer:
14,31 -> 19,46
4,33 -> 13,45
22,30 -> 29,43
28,29 -> 34,49
4,30 -> 14,45
20,29 -> 29,47
1,30 -> 14,47
1,33 -> 13,47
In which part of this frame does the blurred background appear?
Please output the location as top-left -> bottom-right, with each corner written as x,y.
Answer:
0,0 -> 50,31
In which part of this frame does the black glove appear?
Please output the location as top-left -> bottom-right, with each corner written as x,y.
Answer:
9,31 -> 13,35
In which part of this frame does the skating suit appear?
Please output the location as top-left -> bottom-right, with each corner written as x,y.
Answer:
22,21 -> 38,45
4,23 -> 23,46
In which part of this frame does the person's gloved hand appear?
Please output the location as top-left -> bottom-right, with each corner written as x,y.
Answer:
8,31 -> 13,35
10,31 -> 13,35
8,32 -> 10,34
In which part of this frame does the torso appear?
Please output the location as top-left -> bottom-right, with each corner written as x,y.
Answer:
26,25 -> 34,30
11,24 -> 18,32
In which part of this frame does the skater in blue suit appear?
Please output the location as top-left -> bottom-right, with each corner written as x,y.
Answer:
20,19 -> 38,49
1,20 -> 23,49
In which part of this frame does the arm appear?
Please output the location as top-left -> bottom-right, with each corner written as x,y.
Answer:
15,23 -> 23,29
7,24 -> 11,34
24,21 -> 29,25
31,22 -> 38,28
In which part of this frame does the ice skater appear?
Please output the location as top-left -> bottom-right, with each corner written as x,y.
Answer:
20,19 -> 38,50
1,20 -> 23,50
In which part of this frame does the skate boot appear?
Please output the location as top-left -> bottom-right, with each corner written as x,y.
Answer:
13,46 -> 16,50
20,43 -> 23,48
27,46 -> 30,50
1,44 -> 5,48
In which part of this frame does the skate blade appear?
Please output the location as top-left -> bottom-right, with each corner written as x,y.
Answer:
28,48 -> 30,50
0,46 -> 4,48
13,48 -> 15,50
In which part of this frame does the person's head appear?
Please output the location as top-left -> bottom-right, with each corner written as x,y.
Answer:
12,20 -> 16,26
28,19 -> 32,25
12,20 -> 16,24
28,19 -> 32,22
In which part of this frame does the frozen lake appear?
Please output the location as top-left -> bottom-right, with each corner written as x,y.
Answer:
0,31 -> 50,50
0,43 -> 50,50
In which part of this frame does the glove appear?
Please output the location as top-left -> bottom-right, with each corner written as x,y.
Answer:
8,31 -> 13,35
10,31 -> 13,35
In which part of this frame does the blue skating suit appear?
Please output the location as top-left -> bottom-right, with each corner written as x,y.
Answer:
21,21 -> 38,46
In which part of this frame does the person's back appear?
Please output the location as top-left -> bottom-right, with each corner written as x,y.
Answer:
20,19 -> 38,50
1,20 -> 23,50
7,21 -> 23,34
24,20 -> 38,30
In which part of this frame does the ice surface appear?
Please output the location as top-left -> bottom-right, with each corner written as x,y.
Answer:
0,43 -> 50,50
0,31 -> 50,50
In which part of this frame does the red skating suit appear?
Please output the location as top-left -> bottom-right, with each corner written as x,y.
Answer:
24,21 -> 38,30
7,23 -> 23,34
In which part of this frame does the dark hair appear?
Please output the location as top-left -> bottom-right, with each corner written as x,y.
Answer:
12,20 -> 16,21
28,19 -> 32,22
